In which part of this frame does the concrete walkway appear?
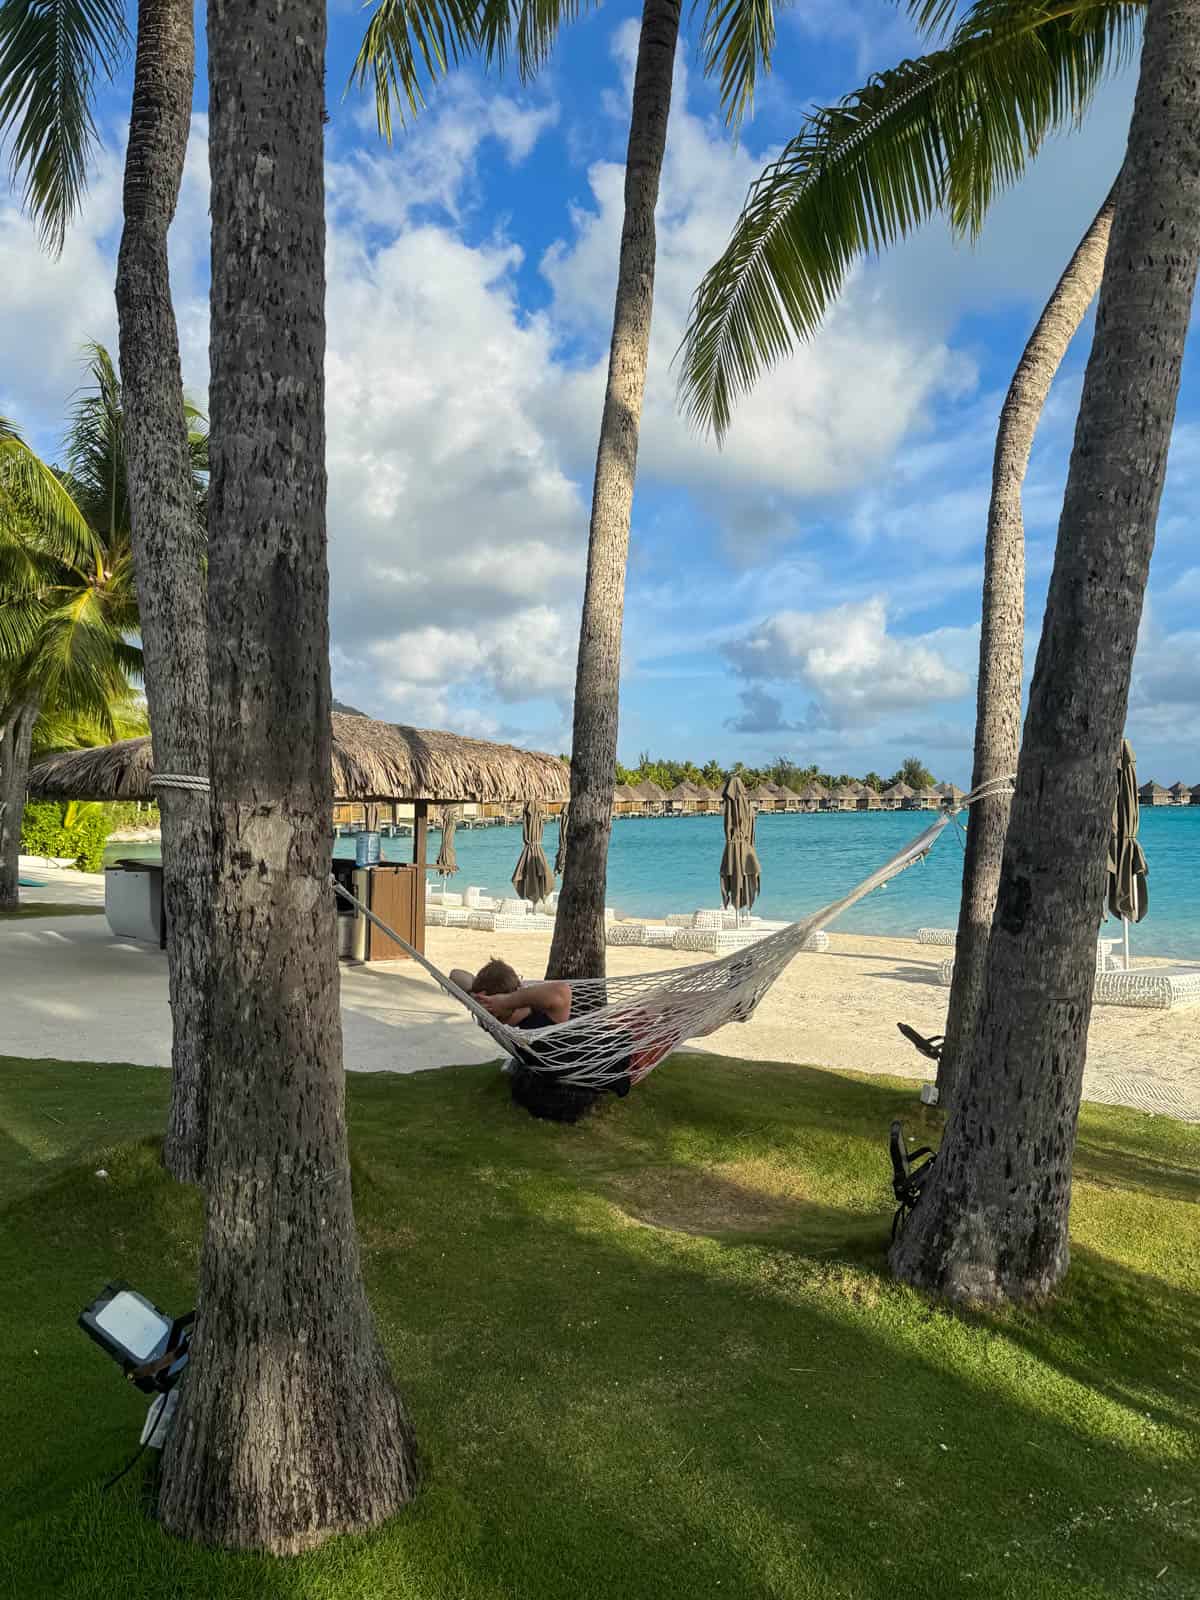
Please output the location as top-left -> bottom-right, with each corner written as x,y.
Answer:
5,862 -> 1199,1121
0,912 -> 495,1073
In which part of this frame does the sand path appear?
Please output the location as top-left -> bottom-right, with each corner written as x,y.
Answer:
4,866 -> 1197,1121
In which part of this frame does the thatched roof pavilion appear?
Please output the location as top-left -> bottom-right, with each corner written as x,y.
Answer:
633,779 -> 668,809
28,711 -> 570,805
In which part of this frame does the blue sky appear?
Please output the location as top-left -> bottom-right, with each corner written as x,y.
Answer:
2,1 -> 1197,785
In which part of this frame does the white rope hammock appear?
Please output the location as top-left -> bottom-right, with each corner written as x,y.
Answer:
334,808 -> 965,1090
144,764 -> 1010,1092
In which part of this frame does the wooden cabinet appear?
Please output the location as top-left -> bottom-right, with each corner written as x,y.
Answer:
366,863 -> 426,960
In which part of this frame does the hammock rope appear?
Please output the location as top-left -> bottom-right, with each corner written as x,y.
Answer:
139,765 -> 1011,1091
334,801 -> 986,1090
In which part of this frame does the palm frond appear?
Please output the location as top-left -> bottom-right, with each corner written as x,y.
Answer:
901,0 -> 963,38
63,341 -> 128,540
0,414 -> 101,570
349,0 -> 484,139
695,0 -> 779,130
349,0 -> 586,139
677,0 -> 1142,438
0,0 -> 129,253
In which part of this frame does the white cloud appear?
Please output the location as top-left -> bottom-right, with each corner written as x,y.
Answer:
538,26 -> 976,509
725,597 -> 972,726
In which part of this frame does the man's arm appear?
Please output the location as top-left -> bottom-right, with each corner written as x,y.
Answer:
478,980 -> 571,1024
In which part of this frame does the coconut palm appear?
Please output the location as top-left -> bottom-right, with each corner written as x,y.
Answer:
155,0 -> 423,1549
538,0 -> 786,983
1,0 -> 215,1176
891,0 -> 1200,1302
677,0 -> 1142,1100
0,399 -> 142,908
0,0 -> 587,1176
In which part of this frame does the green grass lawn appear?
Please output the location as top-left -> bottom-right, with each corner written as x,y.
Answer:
1,1054 -> 1197,1599
0,902 -> 106,919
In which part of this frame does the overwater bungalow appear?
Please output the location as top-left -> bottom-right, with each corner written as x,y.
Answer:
937,783 -> 966,810
634,779 -> 668,815
771,783 -> 800,813
882,781 -> 914,811
796,782 -> 826,813
613,783 -> 641,817
830,784 -> 859,812
1139,780 -> 1171,807
666,781 -> 703,816
857,787 -> 882,811
1169,781 -> 1191,806
751,783 -> 779,813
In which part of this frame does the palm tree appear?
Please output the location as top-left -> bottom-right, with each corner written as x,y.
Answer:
891,0 -> 1200,1302
0,382 -> 144,909
1,0 -> 215,1177
547,0 -> 785,983
676,0 -> 1142,1099
156,0 -> 419,1550
0,0 -> 584,1178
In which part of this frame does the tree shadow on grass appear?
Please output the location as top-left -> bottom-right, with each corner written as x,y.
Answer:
1072,1131 -> 1200,1205
4,1058 -> 1198,1599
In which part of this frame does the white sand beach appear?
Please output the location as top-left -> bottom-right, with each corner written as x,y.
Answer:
4,862 -> 1198,1121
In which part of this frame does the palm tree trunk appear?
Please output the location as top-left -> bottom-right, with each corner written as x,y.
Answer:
892,0 -> 1200,1304
156,0 -> 417,1549
546,0 -> 682,983
0,700 -> 38,910
936,177 -> 1120,1110
114,0 -> 212,1183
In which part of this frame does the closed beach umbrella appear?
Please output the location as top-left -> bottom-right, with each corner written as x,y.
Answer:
1108,740 -> 1149,970
435,806 -> 460,880
720,775 -> 761,917
554,803 -> 569,877
513,798 -> 554,905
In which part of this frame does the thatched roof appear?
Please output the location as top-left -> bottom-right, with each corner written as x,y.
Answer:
28,712 -> 570,805
634,779 -> 668,801
1169,780 -> 1190,796
613,783 -> 640,802
883,781 -> 915,798
1139,780 -> 1170,797
833,784 -> 860,801
796,783 -> 826,800
939,783 -> 966,803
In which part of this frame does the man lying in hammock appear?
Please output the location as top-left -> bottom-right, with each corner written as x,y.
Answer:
449,957 -> 631,1123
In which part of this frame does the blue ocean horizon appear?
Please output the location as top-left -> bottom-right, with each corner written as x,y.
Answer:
332,806 -> 1200,960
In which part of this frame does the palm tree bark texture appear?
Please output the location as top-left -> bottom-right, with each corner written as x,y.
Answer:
0,700 -> 37,909
547,0 -> 682,983
156,0 -> 418,1549
114,0 -> 213,1183
893,0 -> 1200,1304
937,175 -> 1120,1110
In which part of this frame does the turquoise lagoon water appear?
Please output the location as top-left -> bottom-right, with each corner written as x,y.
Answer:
352,807 -> 1200,959
105,807 -> 1200,958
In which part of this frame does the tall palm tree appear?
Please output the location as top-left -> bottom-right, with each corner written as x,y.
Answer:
891,0 -> 1200,1302
676,0 -> 1142,1098
0,0 -> 588,1178
155,0 -> 422,1549
1,0 -> 215,1178
0,378 -> 145,909
546,0 -> 786,984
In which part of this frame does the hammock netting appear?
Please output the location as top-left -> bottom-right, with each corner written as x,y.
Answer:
335,811 -> 955,1090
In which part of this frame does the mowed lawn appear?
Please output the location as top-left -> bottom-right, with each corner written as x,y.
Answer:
0,1053 -> 1197,1599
